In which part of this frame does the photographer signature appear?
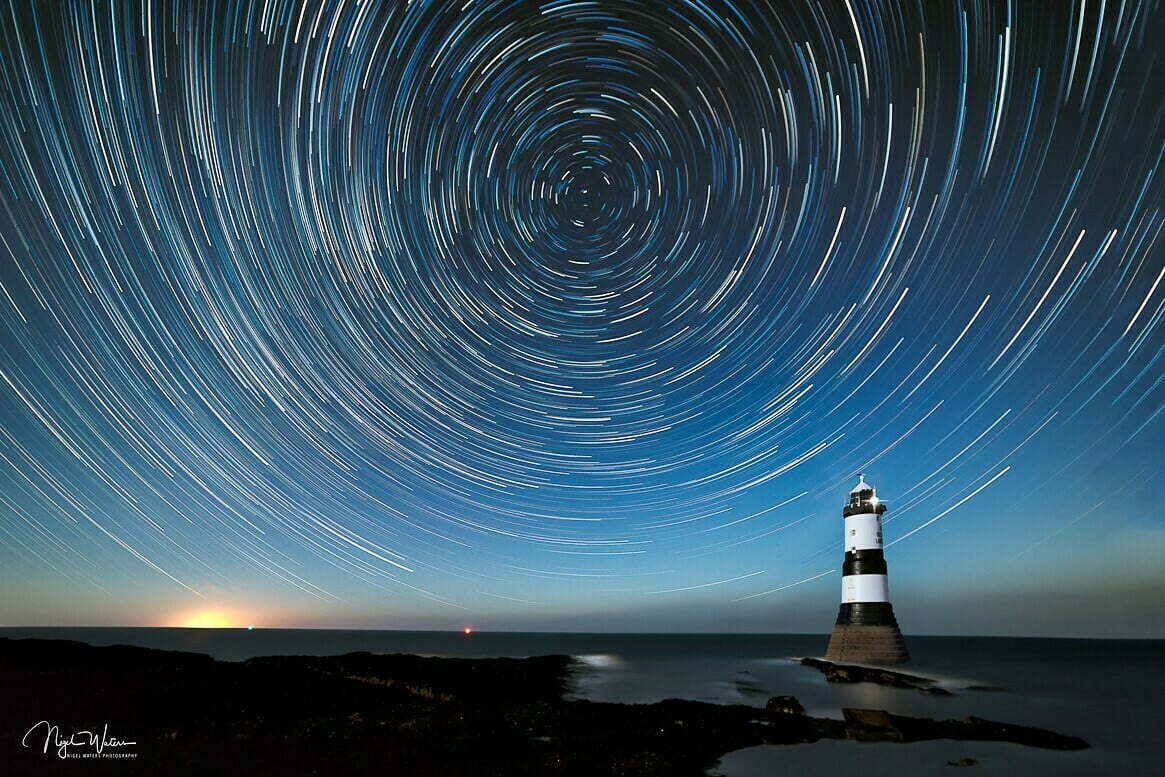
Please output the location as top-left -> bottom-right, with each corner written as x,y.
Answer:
22,720 -> 137,759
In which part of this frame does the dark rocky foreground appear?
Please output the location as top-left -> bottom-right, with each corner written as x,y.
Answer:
0,638 -> 1085,776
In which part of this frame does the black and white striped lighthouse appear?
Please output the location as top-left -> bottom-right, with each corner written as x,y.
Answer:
825,475 -> 909,663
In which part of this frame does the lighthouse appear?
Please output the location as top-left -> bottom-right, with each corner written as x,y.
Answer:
825,475 -> 909,663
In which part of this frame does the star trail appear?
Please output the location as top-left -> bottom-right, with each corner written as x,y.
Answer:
0,0 -> 1162,635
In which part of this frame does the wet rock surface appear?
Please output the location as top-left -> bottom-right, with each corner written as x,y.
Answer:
1,638 -> 1084,776
832,708 -> 1088,750
765,695 -> 806,715
802,656 -> 953,695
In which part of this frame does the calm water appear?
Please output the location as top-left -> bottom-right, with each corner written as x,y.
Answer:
3,628 -> 1160,775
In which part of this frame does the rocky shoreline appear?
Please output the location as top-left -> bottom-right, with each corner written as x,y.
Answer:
800,656 -> 955,694
1,638 -> 1086,775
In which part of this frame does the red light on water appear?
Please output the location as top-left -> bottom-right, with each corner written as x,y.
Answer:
463,626 -> 472,635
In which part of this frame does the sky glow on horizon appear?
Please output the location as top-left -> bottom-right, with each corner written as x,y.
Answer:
0,0 -> 1162,637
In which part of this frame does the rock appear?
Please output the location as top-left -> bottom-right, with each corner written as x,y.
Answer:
947,757 -> 978,767
832,666 -> 857,683
801,657 -> 950,694
958,716 -> 1088,750
838,708 -> 1089,751
842,708 -> 904,742
734,677 -> 767,697
765,695 -> 805,715
919,686 -> 954,696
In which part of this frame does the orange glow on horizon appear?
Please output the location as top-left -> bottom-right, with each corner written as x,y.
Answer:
172,609 -> 248,629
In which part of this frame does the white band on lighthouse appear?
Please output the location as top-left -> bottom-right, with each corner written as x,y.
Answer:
844,515 -> 883,551
842,573 -> 889,603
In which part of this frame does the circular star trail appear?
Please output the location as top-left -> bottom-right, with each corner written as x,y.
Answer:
0,0 -> 1161,627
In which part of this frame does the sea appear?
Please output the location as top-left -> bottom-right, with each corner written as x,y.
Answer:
2,628 -> 1160,776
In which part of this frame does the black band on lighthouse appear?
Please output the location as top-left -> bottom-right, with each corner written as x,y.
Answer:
834,602 -> 901,627
842,549 -> 887,576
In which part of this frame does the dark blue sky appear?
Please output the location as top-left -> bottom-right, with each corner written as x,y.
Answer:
1,0 -> 1162,636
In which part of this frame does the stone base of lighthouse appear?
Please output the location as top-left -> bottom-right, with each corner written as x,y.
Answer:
825,603 -> 909,664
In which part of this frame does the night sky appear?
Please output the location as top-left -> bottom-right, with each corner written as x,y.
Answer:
1,0 -> 1161,637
